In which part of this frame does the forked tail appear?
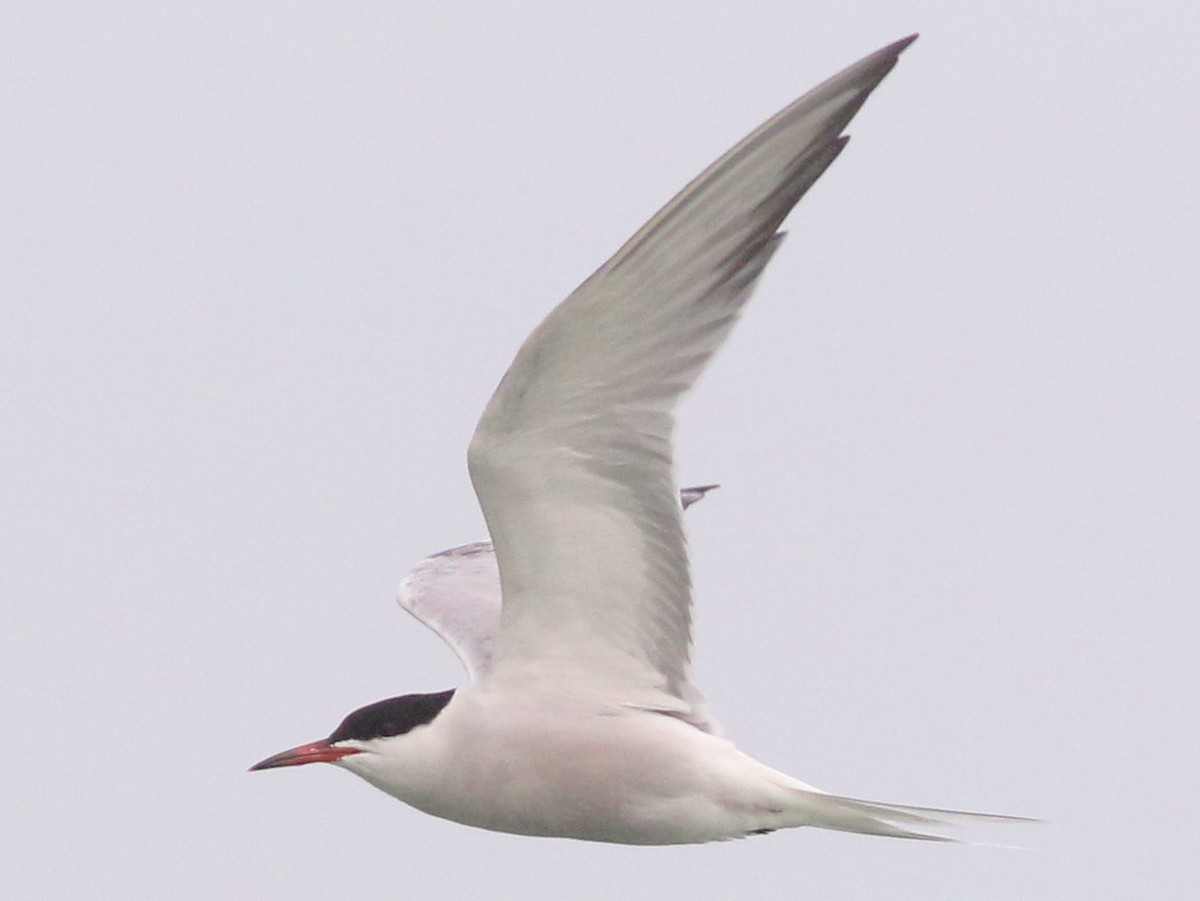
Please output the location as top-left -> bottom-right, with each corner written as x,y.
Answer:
788,789 -> 1036,842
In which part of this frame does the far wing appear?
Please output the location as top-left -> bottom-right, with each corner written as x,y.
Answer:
397,542 -> 501,684
397,485 -> 720,687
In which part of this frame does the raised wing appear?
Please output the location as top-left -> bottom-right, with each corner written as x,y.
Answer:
397,485 -> 720,686
467,38 -> 915,712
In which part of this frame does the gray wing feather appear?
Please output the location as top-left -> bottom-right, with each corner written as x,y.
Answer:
467,37 -> 915,713
397,486 -> 719,696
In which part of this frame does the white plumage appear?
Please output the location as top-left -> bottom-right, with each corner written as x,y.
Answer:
397,485 -> 722,732
252,35 -> 1030,845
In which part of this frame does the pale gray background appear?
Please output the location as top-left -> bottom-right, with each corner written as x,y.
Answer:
3,2 -> 1197,899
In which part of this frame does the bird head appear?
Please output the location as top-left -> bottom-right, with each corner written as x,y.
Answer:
250,689 -> 456,772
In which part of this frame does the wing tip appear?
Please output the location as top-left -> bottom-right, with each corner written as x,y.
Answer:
680,484 -> 720,509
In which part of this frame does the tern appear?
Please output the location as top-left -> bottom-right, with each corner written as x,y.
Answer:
253,35 -> 1024,844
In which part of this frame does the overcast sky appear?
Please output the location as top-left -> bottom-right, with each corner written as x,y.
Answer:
3,3 -> 1198,899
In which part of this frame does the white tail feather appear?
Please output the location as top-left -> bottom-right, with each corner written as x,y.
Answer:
787,789 -> 1037,842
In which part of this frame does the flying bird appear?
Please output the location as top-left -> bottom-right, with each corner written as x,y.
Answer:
252,35 -> 1024,844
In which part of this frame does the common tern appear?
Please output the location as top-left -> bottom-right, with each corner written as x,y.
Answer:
253,35 -> 1024,844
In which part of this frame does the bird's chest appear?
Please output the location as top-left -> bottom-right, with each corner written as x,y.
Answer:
392,699 -> 727,842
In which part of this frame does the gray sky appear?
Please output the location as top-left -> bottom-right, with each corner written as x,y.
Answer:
4,2 -> 1198,899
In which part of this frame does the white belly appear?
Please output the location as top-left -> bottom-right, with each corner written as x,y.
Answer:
337,687 -> 804,844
